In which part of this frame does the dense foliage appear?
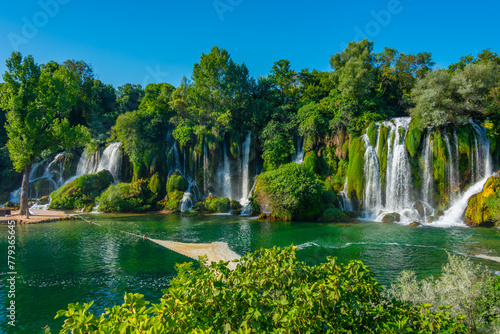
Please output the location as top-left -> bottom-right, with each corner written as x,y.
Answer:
256,163 -> 321,220
50,246 -> 467,333
49,170 -> 114,211
98,179 -> 156,213
1,43 -> 499,220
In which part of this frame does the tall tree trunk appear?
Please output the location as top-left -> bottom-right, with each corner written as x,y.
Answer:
19,164 -> 32,218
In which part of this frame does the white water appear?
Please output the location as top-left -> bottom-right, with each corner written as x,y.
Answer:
74,142 -> 123,182
292,135 -> 305,164
339,178 -> 353,211
358,118 -> 493,226
9,153 -> 67,202
219,144 -> 232,199
362,134 -> 382,215
432,176 -> 490,227
240,132 -> 252,206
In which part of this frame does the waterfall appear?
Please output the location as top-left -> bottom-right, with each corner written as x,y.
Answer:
240,132 -> 252,206
167,142 -> 182,177
339,178 -> 353,211
74,143 -> 123,183
444,131 -> 459,202
362,134 -> 382,216
384,118 -> 412,212
421,131 -> 434,206
218,143 -> 232,199
179,178 -> 200,212
203,143 -> 208,195
9,153 -> 67,202
292,135 -> 305,163
355,117 -> 493,226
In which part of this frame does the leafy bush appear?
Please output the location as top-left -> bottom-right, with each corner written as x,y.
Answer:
159,190 -> 184,211
166,173 -> 188,194
386,253 -> 500,334
230,199 -> 242,210
256,163 -> 321,221
49,170 -> 114,210
205,196 -> 230,213
98,179 -> 154,213
51,246 -> 466,333
322,208 -> 350,222
347,136 -> 365,202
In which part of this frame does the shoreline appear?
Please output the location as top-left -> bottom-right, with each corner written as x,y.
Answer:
0,209 -> 76,224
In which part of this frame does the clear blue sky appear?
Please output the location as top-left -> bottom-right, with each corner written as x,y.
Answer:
1,0 -> 499,88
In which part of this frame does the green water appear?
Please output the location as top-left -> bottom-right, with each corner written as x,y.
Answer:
1,213 -> 500,333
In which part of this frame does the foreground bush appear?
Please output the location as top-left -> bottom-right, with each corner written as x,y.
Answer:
98,179 -> 155,213
50,246 -> 466,333
49,170 -> 114,210
386,254 -> 500,334
256,163 -> 321,221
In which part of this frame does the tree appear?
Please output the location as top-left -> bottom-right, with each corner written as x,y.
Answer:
116,83 -> 144,114
268,59 -> 297,104
330,39 -> 376,100
0,52 -> 88,217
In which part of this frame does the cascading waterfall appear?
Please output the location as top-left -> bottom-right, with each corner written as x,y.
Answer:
74,142 -> 123,182
9,153 -> 67,202
292,135 -> 305,164
240,132 -> 252,206
203,143 -> 208,195
339,178 -> 353,211
362,134 -> 382,215
218,143 -> 232,199
357,117 -> 493,226
383,118 -> 412,212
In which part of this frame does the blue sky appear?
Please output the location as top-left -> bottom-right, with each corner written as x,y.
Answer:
1,0 -> 499,88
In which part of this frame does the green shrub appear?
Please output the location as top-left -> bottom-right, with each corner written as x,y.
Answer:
303,151 -> 316,172
205,196 -> 230,213
98,179 -> 154,213
49,170 -> 114,210
159,190 -> 184,211
52,246 -> 467,333
386,254 -> 500,333
255,163 -> 321,221
166,173 -> 188,194
230,199 -> 242,210
148,172 -> 164,196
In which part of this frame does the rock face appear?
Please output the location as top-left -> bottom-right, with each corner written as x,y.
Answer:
465,173 -> 500,227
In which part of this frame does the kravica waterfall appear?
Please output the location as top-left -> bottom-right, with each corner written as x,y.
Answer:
354,117 -> 492,226
9,143 -> 124,203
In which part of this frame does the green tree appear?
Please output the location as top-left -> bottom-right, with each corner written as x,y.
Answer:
330,39 -> 376,100
0,52 -> 88,217
268,59 -> 297,104
116,83 -> 144,114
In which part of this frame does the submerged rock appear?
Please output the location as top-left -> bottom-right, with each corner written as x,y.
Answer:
382,212 -> 401,223
409,221 -> 421,227
465,173 -> 500,227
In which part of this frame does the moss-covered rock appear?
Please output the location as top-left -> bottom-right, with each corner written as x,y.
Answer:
230,199 -> 242,210
160,190 -> 184,211
347,137 -> 365,202
166,173 -> 188,195
49,170 -> 114,210
303,151 -> 316,173
99,179 -> 155,213
465,174 -> 500,227
382,212 -> 401,223
322,208 -> 349,222
366,121 -> 377,148
405,121 -> 423,158
205,196 -> 230,213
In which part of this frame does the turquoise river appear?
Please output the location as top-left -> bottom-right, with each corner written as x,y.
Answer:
1,213 -> 500,333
